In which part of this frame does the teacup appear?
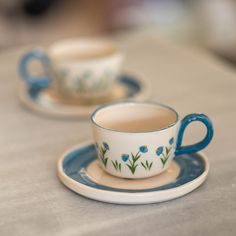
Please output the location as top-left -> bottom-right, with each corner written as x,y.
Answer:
91,101 -> 214,179
19,38 -> 123,99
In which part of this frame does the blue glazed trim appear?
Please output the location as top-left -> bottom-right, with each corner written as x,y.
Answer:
27,74 -> 142,100
19,50 -> 51,92
119,74 -> 141,96
62,144 -> 206,193
175,113 -> 214,156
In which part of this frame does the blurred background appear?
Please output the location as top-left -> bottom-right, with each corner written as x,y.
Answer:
1,0 -> 236,64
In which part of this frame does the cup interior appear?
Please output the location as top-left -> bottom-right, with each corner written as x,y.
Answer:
92,102 -> 178,133
49,38 -> 118,61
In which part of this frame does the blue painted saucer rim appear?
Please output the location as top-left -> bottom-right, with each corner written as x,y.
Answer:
19,74 -> 151,118
26,74 -> 150,101
57,141 -> 209,203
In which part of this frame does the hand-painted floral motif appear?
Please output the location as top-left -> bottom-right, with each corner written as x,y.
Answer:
64,69 -> 114,93
125,152 -> 141,174
156,137 -> 174,167
141,160 -> 153,170
169,137 -> 174,145
111,160 -> 121,172
97,142 -> 110,167
156,146 -> 164,156
103,142 -> 109,151
139,145 -> 148,153
125,146 -> 150,174
121,154 -> 129,162
96,138 -> 175,174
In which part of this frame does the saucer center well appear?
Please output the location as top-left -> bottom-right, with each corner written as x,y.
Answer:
86,160 -> 180,190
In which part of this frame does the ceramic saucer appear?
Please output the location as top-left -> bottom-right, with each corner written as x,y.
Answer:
18,74 -> 150,118
57,141 -> 209,204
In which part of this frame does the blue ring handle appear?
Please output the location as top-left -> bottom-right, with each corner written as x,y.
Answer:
19,50 -> 51,91
175,113 -> 214,156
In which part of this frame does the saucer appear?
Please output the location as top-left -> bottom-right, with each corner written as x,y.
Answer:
57,141 -> 209,204
18,74 -> 150,118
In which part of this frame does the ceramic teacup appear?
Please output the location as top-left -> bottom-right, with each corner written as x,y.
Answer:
91,101 -> 214,179
19,38 -> 123,99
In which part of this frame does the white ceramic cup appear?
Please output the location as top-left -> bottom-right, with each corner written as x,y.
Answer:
91,101 -> 214,179
19,38 -> 123,98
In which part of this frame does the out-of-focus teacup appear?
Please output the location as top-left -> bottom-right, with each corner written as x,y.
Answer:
19,38 -> 123,99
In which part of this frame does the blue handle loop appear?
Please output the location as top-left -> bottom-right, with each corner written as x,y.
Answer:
175,113 -> 214,156
19,49 -> 52,92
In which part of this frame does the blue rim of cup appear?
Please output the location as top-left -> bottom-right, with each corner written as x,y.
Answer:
90,101 -> 180,134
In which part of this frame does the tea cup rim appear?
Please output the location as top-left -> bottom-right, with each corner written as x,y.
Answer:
90,101 -> 179,134
48,37 -> 123,63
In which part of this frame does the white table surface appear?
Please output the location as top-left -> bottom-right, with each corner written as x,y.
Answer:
0,35 -> 236,236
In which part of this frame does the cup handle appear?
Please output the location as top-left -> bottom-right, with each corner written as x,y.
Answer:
175,113 -> 214,156
19,49 -> 51,92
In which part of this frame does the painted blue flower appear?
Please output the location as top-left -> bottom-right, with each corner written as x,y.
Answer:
169,137 -> 174,145
103,142 -> 109,150
139,145 -> 148,153
156,146 -> 164,156
121,154 -> 129,162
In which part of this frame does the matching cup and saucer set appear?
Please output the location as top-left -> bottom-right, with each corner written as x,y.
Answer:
19,38 -> 214,205
18,38 -> 150,118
